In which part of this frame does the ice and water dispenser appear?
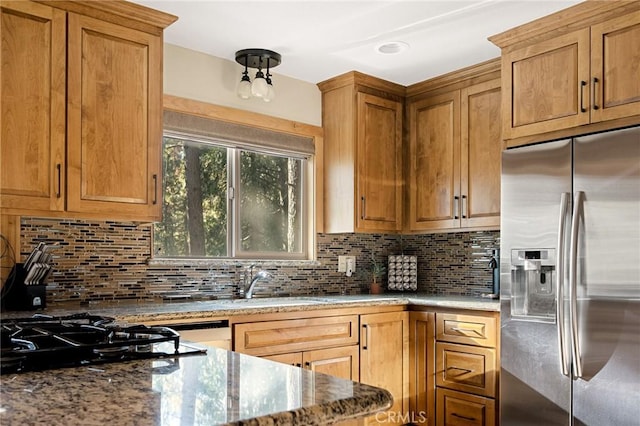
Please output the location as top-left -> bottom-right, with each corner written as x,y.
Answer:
510,249 -> 556,322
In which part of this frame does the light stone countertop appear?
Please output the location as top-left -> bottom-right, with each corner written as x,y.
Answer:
0,344 -> 392,426
3,294 -> 499,323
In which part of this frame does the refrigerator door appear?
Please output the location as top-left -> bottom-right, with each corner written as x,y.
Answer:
572,126 -> 640,425
500,139 -> 572,425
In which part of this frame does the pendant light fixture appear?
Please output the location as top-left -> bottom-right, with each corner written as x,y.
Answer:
235,49 -> 281,102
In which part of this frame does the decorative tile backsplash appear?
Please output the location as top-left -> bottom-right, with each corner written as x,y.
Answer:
16,217 -> 499,304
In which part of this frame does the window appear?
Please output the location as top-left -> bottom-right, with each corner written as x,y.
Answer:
154,132 -> 309,260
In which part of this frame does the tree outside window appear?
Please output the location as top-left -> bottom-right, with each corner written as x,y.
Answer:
154,135 -> 307,259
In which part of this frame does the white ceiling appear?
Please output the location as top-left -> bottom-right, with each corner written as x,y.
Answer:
133,0 -> 581,86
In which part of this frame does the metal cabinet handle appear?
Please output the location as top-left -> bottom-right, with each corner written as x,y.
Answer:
296,363 -> 302,368
362,324 -> 369,350
592,77 -> 600,110
579,81 -> 588,113
452,413 -> 476,422
569,191 -> 585,378
447,366 -> 474,374
556,192 -> 570,376
454,196 -> 460,220
55,164 -> 62,198
152,174 -> 158,205
461,195 -> 467,219
451,326 -> 482,337
361,196 -> 365,220
304,362 -> 310,368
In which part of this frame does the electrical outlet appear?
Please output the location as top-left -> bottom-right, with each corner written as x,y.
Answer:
338,256 -> 356,273
338,256 -> 347,272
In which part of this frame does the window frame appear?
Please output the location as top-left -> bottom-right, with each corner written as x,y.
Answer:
232,148 -> 309,260
149,95 -> 323,265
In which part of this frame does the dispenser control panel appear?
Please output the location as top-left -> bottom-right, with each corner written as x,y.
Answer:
510,248 -> 556,322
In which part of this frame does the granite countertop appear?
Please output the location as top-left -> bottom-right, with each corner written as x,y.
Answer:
0,295 -> 495,425
0,344 -> 392,426
3,294 -> 499,323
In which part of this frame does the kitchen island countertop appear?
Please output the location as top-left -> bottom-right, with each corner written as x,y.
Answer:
0,343 -> 392,425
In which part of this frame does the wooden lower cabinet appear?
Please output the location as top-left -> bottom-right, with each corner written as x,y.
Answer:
360,311 -> 409,426
437,388 -> 495,426
234,307 -> 498,425
410,311 -> 435,426
264,346 -> 359,381
434,311 -> 499,426
263,352 -> 303,367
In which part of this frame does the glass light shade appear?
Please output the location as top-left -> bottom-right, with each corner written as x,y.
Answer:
237,78 -> 252,99
263,83 -> 275,103
251,73 -> 268,98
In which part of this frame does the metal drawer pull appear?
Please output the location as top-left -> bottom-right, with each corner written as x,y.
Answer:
447,366 -> 474,374
452,413 -> 476,421
451,326 -> 483,337
592,77 -> 600,110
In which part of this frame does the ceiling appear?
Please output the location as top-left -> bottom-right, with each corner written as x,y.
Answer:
133,0 -> 581,86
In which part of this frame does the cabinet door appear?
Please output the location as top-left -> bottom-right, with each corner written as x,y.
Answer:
503,28 -> 590,140
0,1 -> 65,212
409,312 -> 435,426
360,311 -> 408,425
407,91 -> 460,231
303,345 -> 359,381
460,79 -> 501,229
66,13 -> 161,220
591,10 -> 640,123
263,352 -> 303,367
356,93 -> 402,233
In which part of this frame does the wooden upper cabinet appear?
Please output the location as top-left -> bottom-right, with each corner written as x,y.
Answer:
406,60 -> 501,233
490,2 -> 640,145
407,92 -> 460,231
356,92 -> 403,232
318,72 -> 404,234
502,29 -> 590,140
0,0 -> 176,221
0,1 -> 66,212
66,13 -> 161,219
460,79 -> 501,229
591,10 -> 640,123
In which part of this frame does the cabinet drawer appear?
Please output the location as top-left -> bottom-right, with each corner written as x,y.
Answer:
436,313 -> 497,347
436,343 -> 496,397
234,315 -> 359,356
437,388 -> 495,426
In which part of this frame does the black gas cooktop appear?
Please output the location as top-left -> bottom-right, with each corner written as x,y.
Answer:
0,313 -> 206,374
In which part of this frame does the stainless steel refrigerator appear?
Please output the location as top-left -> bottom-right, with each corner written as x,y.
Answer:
500,125 -> 640,425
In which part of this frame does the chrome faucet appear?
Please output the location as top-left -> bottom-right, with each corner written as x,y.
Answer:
243,268 -> 271,299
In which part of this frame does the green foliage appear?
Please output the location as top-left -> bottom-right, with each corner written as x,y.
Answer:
154,137 -> 302,258
370,254 -> 387,283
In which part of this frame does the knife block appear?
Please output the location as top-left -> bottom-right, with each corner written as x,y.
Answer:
0,263 -> 47,310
